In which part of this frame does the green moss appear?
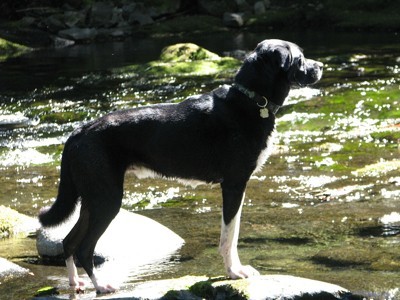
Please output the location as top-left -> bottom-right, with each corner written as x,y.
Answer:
0,38 -> 31,62
214,279 -> 250,300
352,159 -> 400,177
371,130 -> 400,144
0,206 -> 29,238
189,277 -> 250,300
0,206 -> 19,238
160,43 -> 220,62
114,43 -> 240,78
40,111 -> 87,124
189,279 -> 215,299
146,58 -> 239,76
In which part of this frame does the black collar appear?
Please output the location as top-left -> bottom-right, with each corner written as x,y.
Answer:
232,83 -> 281,115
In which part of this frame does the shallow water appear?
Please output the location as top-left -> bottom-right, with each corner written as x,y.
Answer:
0,31 -> 399,299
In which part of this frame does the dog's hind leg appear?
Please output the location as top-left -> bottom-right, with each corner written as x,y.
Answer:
219,181 -> 260,279
62,155 -> 124,294
76,196 -> 122,294
63,201 -> 91,291
66,256 -> 84,292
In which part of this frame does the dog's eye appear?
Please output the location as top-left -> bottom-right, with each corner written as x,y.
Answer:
297,59 -> 303,67
297,58 -> 305,70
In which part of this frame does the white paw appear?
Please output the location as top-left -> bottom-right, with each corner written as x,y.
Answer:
227,264 -> 260,279
69,277 -> 86,294
95,283 -> 117,294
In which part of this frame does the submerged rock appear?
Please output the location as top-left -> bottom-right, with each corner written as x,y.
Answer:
36,205 -> 184,267
58,27 -> 98,41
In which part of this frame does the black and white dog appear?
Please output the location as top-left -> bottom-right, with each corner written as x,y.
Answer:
39,39 -> 323,294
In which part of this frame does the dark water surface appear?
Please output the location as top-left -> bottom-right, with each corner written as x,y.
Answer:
0,31 -> 399,299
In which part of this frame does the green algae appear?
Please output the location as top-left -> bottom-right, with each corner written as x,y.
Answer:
352,159 -> 400,177
0,38 -> 31,62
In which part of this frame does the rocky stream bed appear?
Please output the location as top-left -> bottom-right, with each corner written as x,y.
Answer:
0,29 -> 399,299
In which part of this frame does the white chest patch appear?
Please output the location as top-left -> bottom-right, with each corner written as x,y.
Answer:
253,129 -> 276,175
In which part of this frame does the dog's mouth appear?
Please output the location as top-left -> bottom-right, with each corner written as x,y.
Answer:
289,59 -> 323,87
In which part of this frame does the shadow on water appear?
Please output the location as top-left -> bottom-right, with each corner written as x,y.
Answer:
0,30 -> 400,298
241,236 -> 314,245
357,224 -> 400,238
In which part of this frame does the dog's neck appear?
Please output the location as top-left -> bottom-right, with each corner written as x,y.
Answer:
232,83 -> 281,116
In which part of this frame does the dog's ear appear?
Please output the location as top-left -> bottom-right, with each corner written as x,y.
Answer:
273,46 -> 292,71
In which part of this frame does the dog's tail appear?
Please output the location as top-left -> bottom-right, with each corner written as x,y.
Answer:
39,140 -> 79,227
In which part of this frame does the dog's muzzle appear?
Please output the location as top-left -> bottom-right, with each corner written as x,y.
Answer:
289,59 -> 323,87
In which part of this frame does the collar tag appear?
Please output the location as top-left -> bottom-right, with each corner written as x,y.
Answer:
260,107 -> 269,118
257,96 -> 270,118
233,83 -> 281,117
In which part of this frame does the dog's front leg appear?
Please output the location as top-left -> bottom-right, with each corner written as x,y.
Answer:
219,183 -> 260,279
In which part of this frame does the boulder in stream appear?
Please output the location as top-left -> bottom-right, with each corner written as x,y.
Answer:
0,257 -> 31,281
0,205 -> 40,238
58,27 -> 98,41
93,275 -> 356,300
36,205 -> 184,268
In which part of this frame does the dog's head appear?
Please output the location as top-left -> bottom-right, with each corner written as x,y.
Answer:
235,39 -> 323,105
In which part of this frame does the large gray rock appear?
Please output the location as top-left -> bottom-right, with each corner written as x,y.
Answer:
43,14 -> 66,33
94,275 -> 353,300
148,0 -> 181,17
223,12 -> 244,28
254,1 -> 266,15
128,12 -> 154,26
89,1 -> 114,28
58,27 -> 97,41
63,10 -> 87,28
36,205 -> 184,268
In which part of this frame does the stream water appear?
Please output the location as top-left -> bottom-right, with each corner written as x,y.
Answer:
0,30 -> 399,299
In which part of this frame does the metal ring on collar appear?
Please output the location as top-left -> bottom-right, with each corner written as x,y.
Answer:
256,96 -> 268,108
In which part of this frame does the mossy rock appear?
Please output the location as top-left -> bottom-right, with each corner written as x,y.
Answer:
114,43 -> 240,77
160,43 -> 220,62
0,38 -> 31,62
123,275 -> 350,299
190,277 -> 250,299
0,206 -> 39,238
